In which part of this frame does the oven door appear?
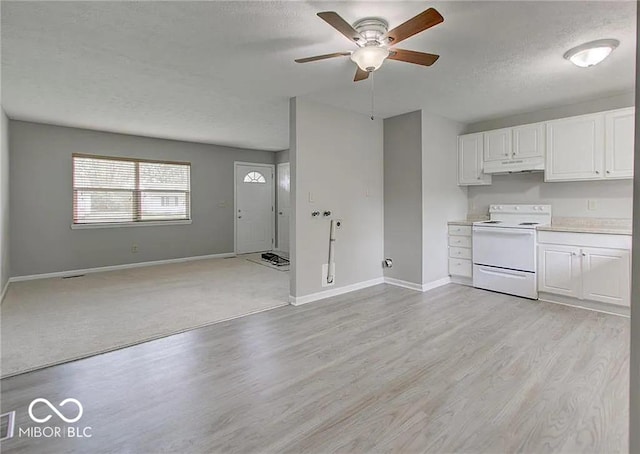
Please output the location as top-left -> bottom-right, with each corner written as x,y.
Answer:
472,226 -> 536,272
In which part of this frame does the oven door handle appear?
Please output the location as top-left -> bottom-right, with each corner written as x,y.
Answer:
472,227 -> 534,235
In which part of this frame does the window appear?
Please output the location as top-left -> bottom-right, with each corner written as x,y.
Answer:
243,171 -> 266,183
73,154 -> 191,225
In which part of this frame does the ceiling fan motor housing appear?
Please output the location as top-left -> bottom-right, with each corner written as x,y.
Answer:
352,18 -> 389,46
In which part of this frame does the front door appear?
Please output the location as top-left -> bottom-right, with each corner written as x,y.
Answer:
277,162 -> 290,254
236,163 -> 274,254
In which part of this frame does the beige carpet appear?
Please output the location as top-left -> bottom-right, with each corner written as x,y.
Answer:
1,256 -> 289,378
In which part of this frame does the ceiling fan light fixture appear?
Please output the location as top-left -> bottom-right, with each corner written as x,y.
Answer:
563,39 -> 619,68
350,46 -> 390,72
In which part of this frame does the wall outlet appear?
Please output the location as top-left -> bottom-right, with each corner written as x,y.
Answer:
131,245 -> 139,253
588,199 -> 597,211
321,263 -> 335,288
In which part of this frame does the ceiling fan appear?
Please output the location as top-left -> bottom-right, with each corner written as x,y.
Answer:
295,8 -> 444,82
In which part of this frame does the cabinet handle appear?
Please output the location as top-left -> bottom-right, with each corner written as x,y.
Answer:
595,170 -> 600,175
606,170 -> 611,174
581,252 -> 586,257
571,252 -> 577,256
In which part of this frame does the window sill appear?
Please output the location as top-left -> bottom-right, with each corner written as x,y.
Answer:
71,220 -> 192,230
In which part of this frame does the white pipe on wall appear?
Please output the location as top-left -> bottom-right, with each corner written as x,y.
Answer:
327,219 -> 336,284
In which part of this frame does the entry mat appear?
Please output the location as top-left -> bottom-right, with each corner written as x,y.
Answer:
246,252 -> 290,272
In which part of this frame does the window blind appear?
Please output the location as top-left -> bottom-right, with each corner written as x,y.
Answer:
72,154 -> 191,225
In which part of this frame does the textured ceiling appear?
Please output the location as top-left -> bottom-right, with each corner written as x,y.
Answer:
1,1 -> 636,151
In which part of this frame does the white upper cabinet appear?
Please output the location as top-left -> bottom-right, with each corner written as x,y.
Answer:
545,113 -> 605,182
512,123 -> 545,159
483,128 -> 512,162
605,107 -> 635,179
458,133 -> 491,185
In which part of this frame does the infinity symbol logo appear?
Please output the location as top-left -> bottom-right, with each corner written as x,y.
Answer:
28,398 -> 84,424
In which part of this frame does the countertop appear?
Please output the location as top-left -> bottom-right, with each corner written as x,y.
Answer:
449,216 -> 632,235
447,220 -> 475,226
537,217 -> 632,236
536,225 -> 632,235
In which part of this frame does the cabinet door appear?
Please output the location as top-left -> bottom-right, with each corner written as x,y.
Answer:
605,108 -> 634,179
513,123 -> 545,159
538,244 -> 581,297
545,114 -> 605,181
581,247 -> 630,306
458,133 -> 491,185
484,128 -> 512,162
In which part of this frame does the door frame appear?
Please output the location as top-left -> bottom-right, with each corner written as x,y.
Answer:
276,162 -> 290,253
234,161 -> 276,255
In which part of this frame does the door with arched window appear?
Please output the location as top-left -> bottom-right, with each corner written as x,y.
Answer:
235,163 -> 275,254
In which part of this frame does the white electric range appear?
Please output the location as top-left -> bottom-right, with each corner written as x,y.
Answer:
472,204 -> 552,299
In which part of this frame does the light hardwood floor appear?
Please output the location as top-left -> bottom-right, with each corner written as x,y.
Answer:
0,284 -> 629,453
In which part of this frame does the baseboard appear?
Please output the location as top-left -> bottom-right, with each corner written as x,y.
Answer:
384,276 -> 451,293
0,279 -> 9,304
421,277 -> 452,292
538,292 -> 630,317
450,276 -> 473,287
383,277 -> 423,292
290,277 -> 385,306
9,252 -> 237,283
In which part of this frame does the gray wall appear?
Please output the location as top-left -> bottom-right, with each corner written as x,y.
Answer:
629,8 -> 639,451
9,121 -> 275,276
275,149 -> 289,164
383,111 -> 423,285
291,97 -> 384,298
422,111 -> 467,284
465,92 -> 635,219
0,110 -> 9,293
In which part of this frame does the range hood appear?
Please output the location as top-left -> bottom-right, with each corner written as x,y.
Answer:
483,155 -> 544,174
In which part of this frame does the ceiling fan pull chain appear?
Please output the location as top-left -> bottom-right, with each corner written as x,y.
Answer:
370,71 -> 375,120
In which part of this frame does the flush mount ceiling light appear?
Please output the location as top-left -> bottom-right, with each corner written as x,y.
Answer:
563,39 -> 620,68
350,45 -> 390,72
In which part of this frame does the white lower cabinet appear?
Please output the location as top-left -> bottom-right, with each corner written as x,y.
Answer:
538,233 -> 631,308
581,247 -> 630,306
448,223 -> 473,281
538,245 -> 581,298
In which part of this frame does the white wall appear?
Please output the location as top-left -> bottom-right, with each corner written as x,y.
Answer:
384,111 -> 423,285
629,6 -> 639,451
290,97 -> 384,299
422,112 -> 468,284
468,173 -> 632,219
9,121 -> 275,277
0,109 -> 9,295
465,92 -> 634,219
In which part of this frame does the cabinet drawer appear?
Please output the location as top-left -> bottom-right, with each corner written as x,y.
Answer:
448,225 -> 472,236
449,246 -> 472,260
449,258 -> 472,277
449,235 -> 472,248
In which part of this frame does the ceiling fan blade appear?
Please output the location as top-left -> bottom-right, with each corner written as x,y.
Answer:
317,11 -> 364,44
354,67 -> 369,82
388,49 -> 440,66
295,52 -> 351,63
383,8 -> 444,45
